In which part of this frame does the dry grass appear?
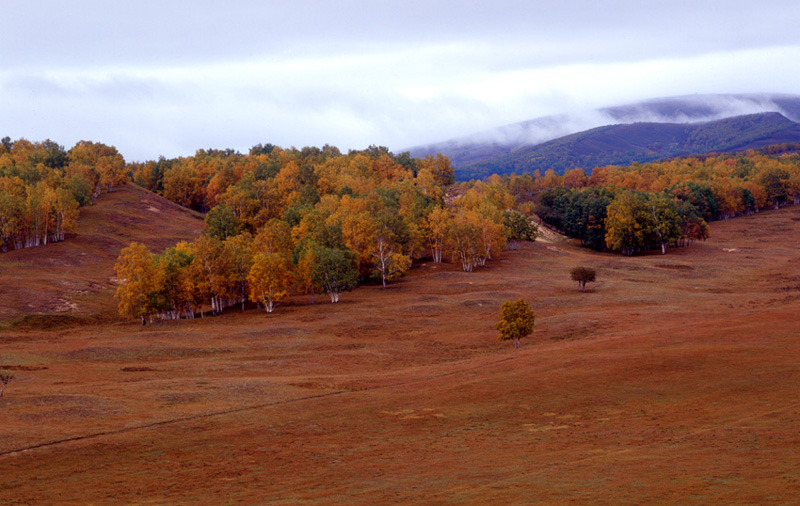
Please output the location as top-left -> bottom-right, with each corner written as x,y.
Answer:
0,183 -> 204,324
1,189 -> 800,504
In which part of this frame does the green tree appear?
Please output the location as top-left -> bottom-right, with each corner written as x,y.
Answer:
645,193 -> 681,255
503,210 -> 538,250
496,298 -> 535,349
312,246 -> 359,303
570,266 -> 596,292
541,187 -> 613,251
205,204 -> 241,240
605,190 -> 649,256
676,201 -> 710,246
0,136 -> 12,154
667,181 -> 719,221
757,166 -> 790,210
151,244 -> 195,320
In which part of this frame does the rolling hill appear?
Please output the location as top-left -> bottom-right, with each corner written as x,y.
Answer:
407,93 -> 800,180
0,183 -> 204,324
457,112 -> 800,180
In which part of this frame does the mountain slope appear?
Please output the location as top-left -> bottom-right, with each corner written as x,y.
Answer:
456,112 -> 800,180
0,184 -> 204,324
408,93 -> 800,176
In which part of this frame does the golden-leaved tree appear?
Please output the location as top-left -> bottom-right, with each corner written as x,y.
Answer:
496,298 -> 535,349
248,252 -> 292,313
114,242 -> 157,325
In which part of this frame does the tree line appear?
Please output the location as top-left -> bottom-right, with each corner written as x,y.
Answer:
496,150 -> 800,255
116,145 -> 538,323
0,137 -> 127,252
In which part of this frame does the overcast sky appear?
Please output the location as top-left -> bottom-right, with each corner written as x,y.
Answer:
2,0 -> 800,162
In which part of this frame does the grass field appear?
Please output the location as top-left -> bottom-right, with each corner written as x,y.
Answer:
1,185 -> 799,504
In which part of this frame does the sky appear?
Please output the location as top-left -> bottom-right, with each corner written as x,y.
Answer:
2,0 -> 800,162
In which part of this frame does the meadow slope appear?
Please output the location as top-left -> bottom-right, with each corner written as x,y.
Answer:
0,183 -> 204,324
1,201 -> 799,504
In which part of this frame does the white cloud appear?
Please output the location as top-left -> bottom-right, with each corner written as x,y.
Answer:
2,1 -> 800,160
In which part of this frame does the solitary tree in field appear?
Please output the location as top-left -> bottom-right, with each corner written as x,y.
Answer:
570,266 -> 596,292
0,370 -> 14,397
496,298 -> 535,349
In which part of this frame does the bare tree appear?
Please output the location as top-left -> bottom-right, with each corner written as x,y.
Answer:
0,370 -> 14,397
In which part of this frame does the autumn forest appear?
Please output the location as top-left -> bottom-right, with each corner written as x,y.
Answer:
2,137 -> 800,323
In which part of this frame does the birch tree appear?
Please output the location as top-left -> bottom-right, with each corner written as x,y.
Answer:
114,242 -> 157,325
248,252 -> 292,313
311,247 -> 358,303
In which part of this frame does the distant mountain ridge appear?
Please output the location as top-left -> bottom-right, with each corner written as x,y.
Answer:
407,93 -> 800,179
457,112 -> 800,180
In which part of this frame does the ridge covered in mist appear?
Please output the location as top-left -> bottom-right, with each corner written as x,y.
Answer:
458,112 -> 800,180
408,94 -> 800,179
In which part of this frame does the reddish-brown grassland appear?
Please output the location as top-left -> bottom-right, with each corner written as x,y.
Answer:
1,185 -> 799,505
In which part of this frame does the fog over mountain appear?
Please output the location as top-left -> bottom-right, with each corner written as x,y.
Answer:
408,94 -> 800,167
3,2 -> 800,162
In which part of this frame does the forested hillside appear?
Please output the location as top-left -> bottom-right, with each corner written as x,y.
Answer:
458,113 -> 800,180
409,94 -> 800,180
0,183 -> 203,323
0,137 -> 126,253
497,149 -> 800,255
6,133 -> 800,322
117,145 -> 537,323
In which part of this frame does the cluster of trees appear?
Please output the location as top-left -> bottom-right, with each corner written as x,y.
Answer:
0,137 -> 126,252
505,151 -> 800,214
116,145 -> 539,322
114,238 -> 362,323
498,150 -> 800,255
538,187 -> 709,255
605,190 -> 710,255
